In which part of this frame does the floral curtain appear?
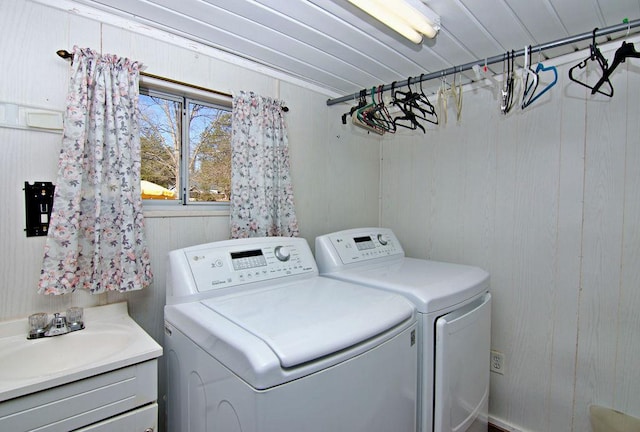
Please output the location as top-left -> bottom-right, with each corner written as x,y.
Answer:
230,91 -> 299,238
38,46 -> 152,295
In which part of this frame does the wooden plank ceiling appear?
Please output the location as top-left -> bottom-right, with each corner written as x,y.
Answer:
73,0 -> 640,98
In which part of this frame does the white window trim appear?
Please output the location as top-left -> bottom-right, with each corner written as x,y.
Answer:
139,75 -> 232,217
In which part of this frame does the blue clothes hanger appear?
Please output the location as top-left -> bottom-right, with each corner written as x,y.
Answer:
522,62 -> 558,108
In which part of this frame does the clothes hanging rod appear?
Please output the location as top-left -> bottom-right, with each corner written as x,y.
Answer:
326,18 -> 640,106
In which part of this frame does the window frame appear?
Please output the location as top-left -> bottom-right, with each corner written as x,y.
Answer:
138,75 -> 233,215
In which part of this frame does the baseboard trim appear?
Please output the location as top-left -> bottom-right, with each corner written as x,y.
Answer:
488,422 -> 511,432
488,416 -> 524,432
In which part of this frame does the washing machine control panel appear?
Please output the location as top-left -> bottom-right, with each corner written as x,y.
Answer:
174,238 -> 316,294
318,228 -> 404,266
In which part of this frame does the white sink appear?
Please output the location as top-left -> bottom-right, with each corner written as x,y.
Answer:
0,302 -> 162,402
0,324 -> 132,381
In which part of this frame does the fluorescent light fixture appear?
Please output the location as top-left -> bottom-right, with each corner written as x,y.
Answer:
348,0 -> 440,44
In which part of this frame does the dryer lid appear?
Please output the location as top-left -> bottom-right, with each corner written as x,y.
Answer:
201,277 -> 414,368
325,258 -> 489,314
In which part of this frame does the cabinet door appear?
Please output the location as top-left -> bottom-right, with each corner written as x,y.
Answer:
74,403 -> 157,432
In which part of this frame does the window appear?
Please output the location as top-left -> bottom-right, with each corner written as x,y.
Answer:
138,80 -> 232,206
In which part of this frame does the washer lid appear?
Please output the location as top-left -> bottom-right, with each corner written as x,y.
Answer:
324,258 -> 489,314
201,277 -> 414,368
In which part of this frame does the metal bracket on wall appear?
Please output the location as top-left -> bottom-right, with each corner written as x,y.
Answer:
24,181 -> 55,237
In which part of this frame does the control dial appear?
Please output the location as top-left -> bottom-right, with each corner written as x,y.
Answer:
274,246 -> 291,261
377,234 -> 389,245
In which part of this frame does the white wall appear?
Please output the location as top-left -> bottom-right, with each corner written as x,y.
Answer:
6,2 -> 638,432
0,1 -> 380,429
380,41 -> 640,432
0,0 -> 380,321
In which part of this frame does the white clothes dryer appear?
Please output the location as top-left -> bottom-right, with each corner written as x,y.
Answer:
316,228 -> 491,432
164,236 -> 418,432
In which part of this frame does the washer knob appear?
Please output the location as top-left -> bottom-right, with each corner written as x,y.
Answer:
377,234 -> 389,245
274,246 -> 291,261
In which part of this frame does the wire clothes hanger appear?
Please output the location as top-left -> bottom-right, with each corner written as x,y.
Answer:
568,28 -> 613,97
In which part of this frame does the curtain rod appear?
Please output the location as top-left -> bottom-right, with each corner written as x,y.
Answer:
56,50 -> 233,99
56,49 -> 290,112
326,18 -> 640,106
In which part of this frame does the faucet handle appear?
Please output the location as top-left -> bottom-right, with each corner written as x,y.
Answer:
27,312 -> 48,339
66,307 -> 84,331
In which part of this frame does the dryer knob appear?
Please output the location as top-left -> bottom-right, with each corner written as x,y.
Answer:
377,234 -> 389,245
274,246 -> 291,261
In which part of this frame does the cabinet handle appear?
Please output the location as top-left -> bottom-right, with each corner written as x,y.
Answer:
144,429 -> 154,432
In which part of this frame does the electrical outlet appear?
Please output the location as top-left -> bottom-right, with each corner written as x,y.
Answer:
490,350 -> 505,375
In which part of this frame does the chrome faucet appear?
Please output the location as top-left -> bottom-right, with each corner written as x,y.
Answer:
44,313 -> 68,337
28,308 -> 85,339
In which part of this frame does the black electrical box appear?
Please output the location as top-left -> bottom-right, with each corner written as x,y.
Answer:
24,181 -> 55,237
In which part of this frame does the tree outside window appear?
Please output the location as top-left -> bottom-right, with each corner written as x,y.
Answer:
138,88 -> 231,203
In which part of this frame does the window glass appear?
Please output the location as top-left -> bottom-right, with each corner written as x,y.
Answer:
139,91 -> 181,201
138,87 -> 232,204
187,101 -> 232,202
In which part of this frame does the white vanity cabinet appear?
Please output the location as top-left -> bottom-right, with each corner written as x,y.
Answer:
0,303 -> 162,432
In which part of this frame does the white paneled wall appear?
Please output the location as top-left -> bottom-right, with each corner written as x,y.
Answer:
0,3 -> 380,430
4,2 -> 639,432
0,0 -> 380,322
381,41 -> 640,432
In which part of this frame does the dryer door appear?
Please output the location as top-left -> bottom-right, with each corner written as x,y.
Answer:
434,293 -> 491,432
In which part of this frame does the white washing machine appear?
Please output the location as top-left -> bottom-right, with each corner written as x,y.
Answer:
316,228 -> 491,432
164,236 -> 418,432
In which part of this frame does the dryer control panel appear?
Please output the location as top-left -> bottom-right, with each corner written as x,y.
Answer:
167,237 -> 317,301
315,227 -> 404,270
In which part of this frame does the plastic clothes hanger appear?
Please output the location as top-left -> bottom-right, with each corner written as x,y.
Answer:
392,78 -> 432,126
521,46 -> 538,109
591,40 -> 640,94
353,88 -> 385,134
393,79 -> 427,117
368,85 -> 396,133
437,73 -> 449,125
450,69 -> 463,122
568,28 -> 613,97
522,49 -> 558,108
391,81 -> 426,133
416,74 -> 438,125
523,62 -> 558,107
360,86 -> 391,132
501,51 -> 516,114
341,90 -> 367,124
360,87 -> 385,130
